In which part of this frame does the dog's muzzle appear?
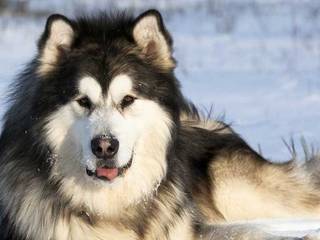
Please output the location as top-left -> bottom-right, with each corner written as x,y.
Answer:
86,135 -> 133,181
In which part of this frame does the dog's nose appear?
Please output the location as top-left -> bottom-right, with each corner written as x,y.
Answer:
91,136 -> 119,159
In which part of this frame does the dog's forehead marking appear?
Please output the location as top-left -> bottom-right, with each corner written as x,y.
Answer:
108,74 -> 133,102
79,76 -> 102,103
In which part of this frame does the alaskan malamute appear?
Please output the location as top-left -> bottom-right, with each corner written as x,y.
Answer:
0,10 -> 319,240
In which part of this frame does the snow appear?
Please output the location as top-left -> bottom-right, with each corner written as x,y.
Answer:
168,6 -> 320,161
245,219 -> 320,238
0,0 -> 320,237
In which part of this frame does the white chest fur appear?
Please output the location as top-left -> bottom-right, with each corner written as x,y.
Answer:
54,215 -> 136,240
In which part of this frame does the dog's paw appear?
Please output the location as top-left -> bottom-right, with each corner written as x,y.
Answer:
273,237 -> 303,240
303,229 -> 320,240
303,236 -> 320,240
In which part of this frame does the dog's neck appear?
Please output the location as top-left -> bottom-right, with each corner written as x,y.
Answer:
73,177 -> 164,224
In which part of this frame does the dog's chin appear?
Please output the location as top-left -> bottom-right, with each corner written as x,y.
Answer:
85,156 -> 133,183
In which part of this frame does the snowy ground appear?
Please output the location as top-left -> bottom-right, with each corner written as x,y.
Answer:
0,0 -> 320,237
256,219 -> 320,238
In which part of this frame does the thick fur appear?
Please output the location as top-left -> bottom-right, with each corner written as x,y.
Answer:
0,10 -> 319,240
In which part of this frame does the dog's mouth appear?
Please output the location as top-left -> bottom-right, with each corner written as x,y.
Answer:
86,156 -> 133,181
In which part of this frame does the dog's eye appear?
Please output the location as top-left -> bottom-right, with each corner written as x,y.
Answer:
77,96 -> 92,109
120,95 -> 136,109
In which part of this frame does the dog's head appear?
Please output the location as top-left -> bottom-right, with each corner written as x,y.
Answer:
34,10 -> 183,216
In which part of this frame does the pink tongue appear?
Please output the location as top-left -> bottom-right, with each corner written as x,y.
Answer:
96,168 -> 119,181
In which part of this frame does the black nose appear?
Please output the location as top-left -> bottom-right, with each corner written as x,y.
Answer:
91,136 -> 119,159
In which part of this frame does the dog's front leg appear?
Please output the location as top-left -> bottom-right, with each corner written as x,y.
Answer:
199,224 -> 304,240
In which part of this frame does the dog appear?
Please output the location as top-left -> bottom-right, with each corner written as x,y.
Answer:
0,9 -> 319,240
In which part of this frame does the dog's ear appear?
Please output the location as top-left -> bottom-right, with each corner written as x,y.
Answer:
37,14 -> 75,75
133,10 -> 175,71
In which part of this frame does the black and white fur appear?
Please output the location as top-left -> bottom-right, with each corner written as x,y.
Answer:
0,10 -> 319,240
